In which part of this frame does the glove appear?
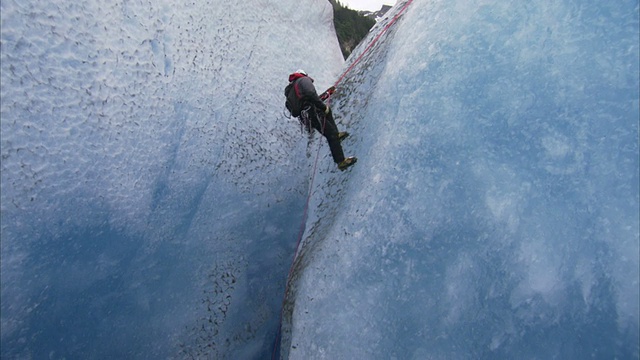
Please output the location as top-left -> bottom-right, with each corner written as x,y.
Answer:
324,105 -> 331,115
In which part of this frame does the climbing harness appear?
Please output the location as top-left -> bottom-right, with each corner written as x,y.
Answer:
299,105 -> 313,134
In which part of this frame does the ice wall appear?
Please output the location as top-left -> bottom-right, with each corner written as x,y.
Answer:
285,0 -> 639,358
0,0 -> 343,358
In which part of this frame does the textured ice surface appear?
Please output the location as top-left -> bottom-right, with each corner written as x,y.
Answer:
0,0 -> 343,358
285,0 -> 639,359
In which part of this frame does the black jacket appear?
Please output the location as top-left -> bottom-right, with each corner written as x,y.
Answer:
284,74 -> 327,117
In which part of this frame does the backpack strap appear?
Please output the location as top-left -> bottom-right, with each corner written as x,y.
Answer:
294,80 -> 302,100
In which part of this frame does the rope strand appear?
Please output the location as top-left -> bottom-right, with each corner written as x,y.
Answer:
272,2 -> 415,357
271,107 -> 325,360
334,0 -> 415,88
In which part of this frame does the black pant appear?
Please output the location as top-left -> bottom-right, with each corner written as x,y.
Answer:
305,106 -> 345,164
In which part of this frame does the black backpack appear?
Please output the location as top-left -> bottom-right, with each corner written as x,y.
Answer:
284,81 -> 302,117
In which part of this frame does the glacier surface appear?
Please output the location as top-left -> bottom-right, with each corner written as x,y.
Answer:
284,0 -> 639,359
1,0 -> 343,358
1,0 -> 639,358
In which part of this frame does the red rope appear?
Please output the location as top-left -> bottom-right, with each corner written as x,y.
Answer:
334,0 -> 415,88
271,95 -> 330,359
272,1 -> 415,356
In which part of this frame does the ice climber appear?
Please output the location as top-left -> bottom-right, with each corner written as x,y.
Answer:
284,69 -> 357,171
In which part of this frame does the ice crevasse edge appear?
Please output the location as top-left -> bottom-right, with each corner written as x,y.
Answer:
283,0 -> 639,358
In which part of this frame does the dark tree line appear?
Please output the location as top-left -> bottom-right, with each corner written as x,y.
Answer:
329,0 -> 376,59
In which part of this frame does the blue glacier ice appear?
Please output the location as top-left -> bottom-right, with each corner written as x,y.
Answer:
1,0 -> 343,358
1,0 -> 638,359
283,0 -> 639,359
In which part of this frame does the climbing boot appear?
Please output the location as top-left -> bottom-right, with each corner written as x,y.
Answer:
338,156 -> 357,171
338,131 -> 349,142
